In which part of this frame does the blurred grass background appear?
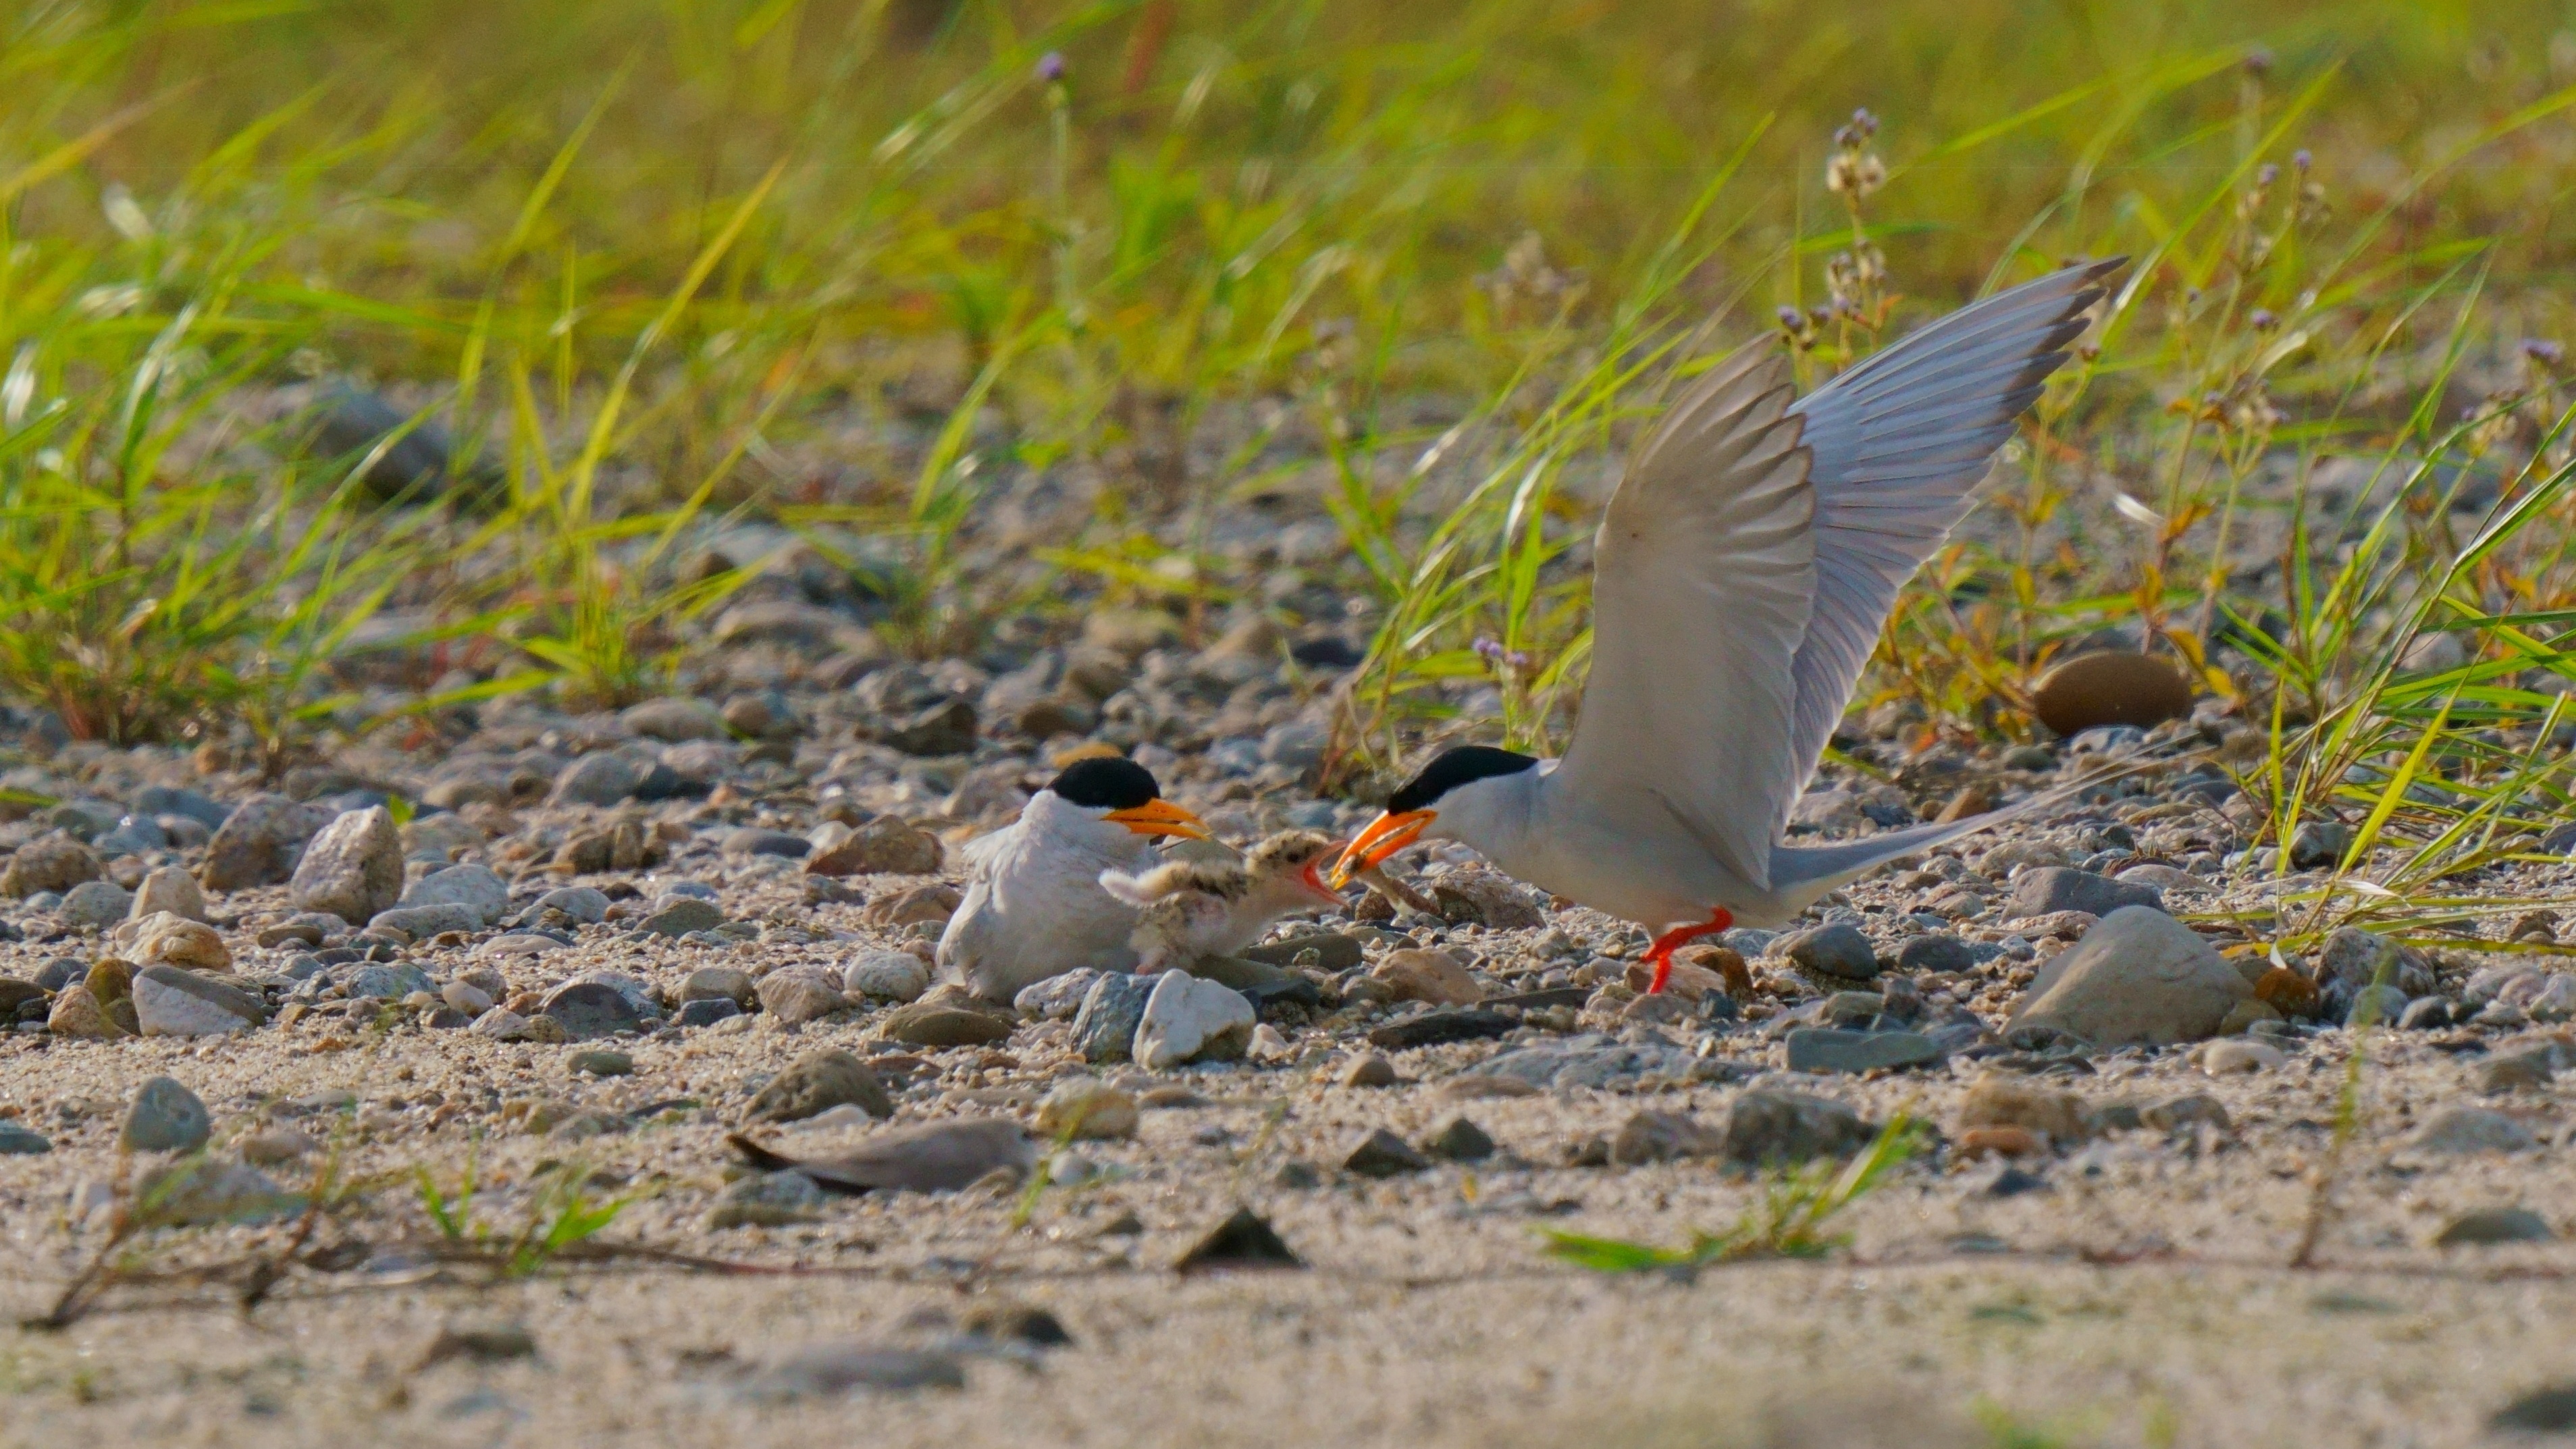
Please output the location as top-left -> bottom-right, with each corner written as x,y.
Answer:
7,0 -> 2576,935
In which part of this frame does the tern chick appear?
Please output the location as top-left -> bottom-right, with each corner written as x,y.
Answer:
1101,830 -> 1344,972
936,756 -> 1210,1001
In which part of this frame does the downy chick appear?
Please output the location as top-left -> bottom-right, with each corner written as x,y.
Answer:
1100,830 -> 1345,972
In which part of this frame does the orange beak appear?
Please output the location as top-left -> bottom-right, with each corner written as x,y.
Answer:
1103,798 -> 1211,841
1296,858 -> 1347,907
1327,809 -> 1434,887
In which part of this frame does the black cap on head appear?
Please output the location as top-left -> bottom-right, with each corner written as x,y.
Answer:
1386,745 -> 1539,814
1049,756 -> 1161,811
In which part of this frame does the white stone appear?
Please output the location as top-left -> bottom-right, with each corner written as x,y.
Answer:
2527,974 -> 2576,1023
2007,906 -> 2251,1047
443,980 -> 495,1016
132,969 -> 259,1036
130,866 -> 208,923
2201,1038 -> 2285,1075
1132,970 -> 1257,1070
397,863 -> 512,926
843,951 -> 931,1003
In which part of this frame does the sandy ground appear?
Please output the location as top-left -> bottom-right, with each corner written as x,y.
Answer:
4,1005 -> 2573,1449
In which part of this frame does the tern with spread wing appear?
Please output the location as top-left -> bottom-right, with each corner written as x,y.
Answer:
1332,259 -> 2124,991
938,756 -> 1210,1001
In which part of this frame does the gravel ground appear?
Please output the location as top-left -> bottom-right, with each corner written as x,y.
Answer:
1,606 -> 2575,1448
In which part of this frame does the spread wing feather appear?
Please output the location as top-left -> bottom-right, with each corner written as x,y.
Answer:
1553,261 -> 2119,893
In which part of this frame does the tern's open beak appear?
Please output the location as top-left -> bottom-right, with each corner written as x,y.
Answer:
1296,858 -> 1346,906
1103,798 -> 1211,840
1328,809 -> 1434,887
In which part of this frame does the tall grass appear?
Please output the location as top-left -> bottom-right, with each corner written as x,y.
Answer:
0,0 -> 2573,919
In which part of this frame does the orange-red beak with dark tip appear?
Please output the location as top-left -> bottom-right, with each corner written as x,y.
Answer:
1103,799 -> 1211,841
1328,809 -> 1434,887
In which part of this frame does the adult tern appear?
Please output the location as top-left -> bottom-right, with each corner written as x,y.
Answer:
1332,259 -> 2124,991
937,756 -> 1210,1000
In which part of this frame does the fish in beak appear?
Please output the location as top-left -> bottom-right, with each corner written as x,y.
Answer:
1103,798 -> 1212,841
1328,809 -> 1434,887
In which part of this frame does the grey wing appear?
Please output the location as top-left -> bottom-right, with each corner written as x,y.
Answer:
1781,257 -> 2121,792
1551,346 -> 1816,892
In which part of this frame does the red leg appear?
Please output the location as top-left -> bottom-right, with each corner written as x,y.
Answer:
1643,908 -> 1735,994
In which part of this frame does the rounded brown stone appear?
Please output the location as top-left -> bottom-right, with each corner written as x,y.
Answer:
2030,651 -> 2193,735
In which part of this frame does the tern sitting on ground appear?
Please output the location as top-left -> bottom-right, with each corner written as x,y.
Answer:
1101,829 -> 1345,972
1332,259 -> 2124,993
937,756 -> 1210,1001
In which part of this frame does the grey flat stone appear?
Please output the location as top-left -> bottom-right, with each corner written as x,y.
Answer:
1784,1027 -> 1945,1074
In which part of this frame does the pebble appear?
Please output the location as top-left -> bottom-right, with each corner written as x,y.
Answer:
2007,906 -> 2251,1046
2008,867 -> 2163,919
346,961 -> 436,1001
1422,1116 -> 1494,1162
2201,1038 -> 2285,1074
1369,949 -> 1483,1005
707,1171 -> 828,1229
132,966 -> 264,1036
471,1007 -> 537,1040
1340,1053 -> 1399,1088
570,1050 -> 634,1077
733,1118 -> 1034,1194
1783,1027 -> 1944,1074
737,1343 -> 965,1400
290,805 -> 405,924
200,795 -> 312,891
725,827 -> 812,860
2028,650 -> 2192,734
1719,1090 -> 1874,1167
677,998 -> 741,1027
539,980 -> 645,1040
1781,923 -> 1881,982
1608,1109 -> 1723,1164
843,951 -> 931,1003
135,1160 -> 302,1226
758,969 -> 847,1026
548,752 -> 642,807
59,880 -> 134,928
47,986 -> 126,1039
1364,1008 -> 1516,1051
443,980 -> 495,1016
130,914 -> 231,971
639,899 -> 727,937
2408,1106 -> 2538,1155
804,816 -> 943,876
878,1001 -> 1014,1049
2287,819 -> 2352,870
2140,1094 -> 2230,1134
0,1122 -> 52,1154
1,831 -> 102,897
1895,934 -> 1980,974
1342,1127 -> 1429,1178
527,886 -> 611,924
679,966 -> 759,1007
2434,1206 -> 2552,1246
122,1076 -> 212,1153
1072,974 -> 1155,1063
1957,1076 -> 2087,1145
1133,970 -> 1256,1069
1174,1205 -> 1301,1272
397,864 -> 512,926
624,695 -> 729,741
369,903 -> 482,939
1034,1081 -> 1138,1140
